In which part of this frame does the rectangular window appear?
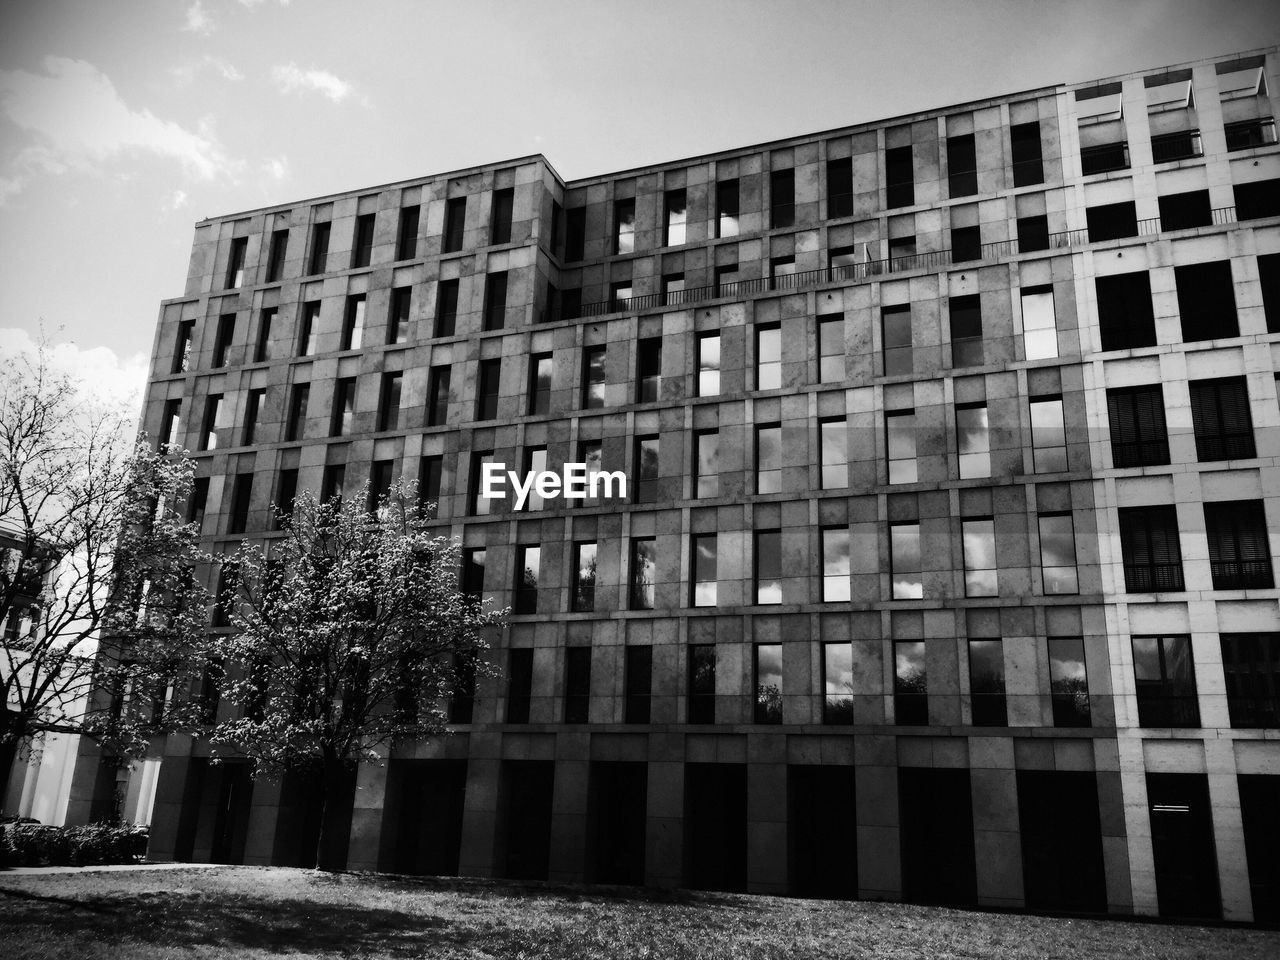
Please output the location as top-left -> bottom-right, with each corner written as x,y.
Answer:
228,472 -> 253,535
969,639 -> 1007,727
514,545 -> 540,614
565,207 -> 586,261
1086,201 -> 1139,242
882,304 -> 912,376
298,301 -> 320,356
160,399 -> 182,449
634,434 -> 659,502
1021,287 -> 1058,360
351,213 -> 375,269
285,384 -> 308,441
625,646 -> 652,724
1260,253 -> 1280,334
418,455 -> 442,519
579,441 -> 602,507
1158,189 -> 1212,231
1220,633 -> 1280,729
225,236 -> 247,289
691,533 -> 717,607
426,365 -> 450,427
448,652 -> 476,725
1175,261 -> 1239,342
522,446 -> 547,510
396,205 -> 419,260
321,463 -> 345,504
885,145 -> 914,207
199,394 -> 222,451
886,410 -> 917,484
697,333 -> 720,396
435,278 -> 459,337
377,372 -> 402,431
962,518 -> 998,597
818,316 -> 845,383
1205,500 -> 1274,589
755,529 -> 782,604
951,223 -> 981,263
609,280 -> 633,310
822,526 -> 851,602
341,295 -> 365,350
636,338 -> 661,403
1225,118 -> 1279,152
770,256 -> 796,290
272,470 -> 295,530
1096,271 -> 1157,351
1151,128 -> 1202,163
895,640 -> 927,725
820,417 -> 848,490
1107,384 -> 1170,467
368,459 -> 393,512
688,644 -> 716,724
187,474 -> 209,530
572,542 -> 597,612
483,271 -> 508,331
756,424 -> 781,494
1011,121 -> 1044,186
956,403 -> 991,479
1029,396 -> 1067,473
1132,635 -> 1200,727
506,647 -> 531,724
1080,140 -> 1129,176
527,353 -> 552,415
1234,177 -> 1280,220
1039,512 -> 1080,594
1017,214 -> 1050,253
756,324 -> 781,389
1119,505 -> 1184,592
387,287 -> 411,345
827,156 -> 853,218
754,643 -> 783,724
714,263 -> 739,297
716,179 -> 739,238
630,537 -> 656,610
664,189 -> 687,246
443,197 -> 466,253
265,229 -> 288,282
694,429 -> 719,498
212,313 -> 235,368
173,319 -> 195,374
308,221 -> 330,275
1049,636 -> 1091,727
331,377 -> 356,437
476,358 -> 501,421
770,168 -> 795,229
820,642 -> 854,724
1190,377 -> 1255,461
254,308 -> 275,362
662,272 -> 686,306
891,521 -> 922,599
947,133 -> 978,197
490,187 -> 514,245
614,198 -> 635,254
949,294 -> 983,367
582,345 -> 606,409
463,547 -> 487,598
242,387 -> 265,446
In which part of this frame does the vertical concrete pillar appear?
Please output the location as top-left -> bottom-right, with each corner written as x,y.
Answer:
1117,736 -> 1158,916
63,736 -> 106,826
1205,739 -> 1252,922
457,753 -> 501,878
243,774 -> 283,866
970,764 -> 1024,908
747,736 -> 788,895
855,735 -> 900,900
1094,739 -> 1135,915
548,757 -> 589,882
346,758 -> 390,871
146,754 -> 193,862
645,759 -> 683,888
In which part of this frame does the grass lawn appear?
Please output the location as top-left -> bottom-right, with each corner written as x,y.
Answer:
0,866 -> 1275,960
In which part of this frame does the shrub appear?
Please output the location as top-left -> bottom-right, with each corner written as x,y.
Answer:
0,822 -> 148,868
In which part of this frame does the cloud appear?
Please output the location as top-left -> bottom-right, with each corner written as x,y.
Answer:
0,175 -> 23,206
182,1 -> 214,35
262,155 -> 289,180
0,327 -> 148,411
163,189 -> 188,212
271,62 -> 358,104
172,55 -> 243,85
0,57 -> 237,189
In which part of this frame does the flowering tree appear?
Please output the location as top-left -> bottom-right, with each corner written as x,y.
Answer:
201,481 -> 506,870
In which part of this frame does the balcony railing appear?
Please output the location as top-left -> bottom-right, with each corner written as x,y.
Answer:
1151,130 -> 1203,163
1080,141 -> 1131,175
1225,117 -> 1277,152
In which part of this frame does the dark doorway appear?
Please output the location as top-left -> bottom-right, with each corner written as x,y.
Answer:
382,760 -> 468,876
788,765 -> 858,899
271,763 -> 356,869
1147,772 -> 1221,919
898,767 -> 977,906
173,758 -> 208,862
498,760 -> 555,880
210,762 -> 254,865
586,761 -> 647,884
684,763 -> 747,892
1017,770 -> 1107,913
1238,774 -> 1280,923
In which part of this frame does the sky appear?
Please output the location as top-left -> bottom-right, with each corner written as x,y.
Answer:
1,0 -> 1278,394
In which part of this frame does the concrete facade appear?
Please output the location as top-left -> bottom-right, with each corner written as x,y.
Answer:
69,47 -> 1280,921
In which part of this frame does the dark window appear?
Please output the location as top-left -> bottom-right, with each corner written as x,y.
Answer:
1080,140 -> 1129,175
688,645 -> 715,724
1225,118 -> 1278,151
427,365 -> 451,427
1107,384 -> 1170,467
387,287 -> 411,345
1017,214 -> 1050,253
895,640 -> 927,725
624,646 -> 652,724
1011,121 -> 1044,186
285,384 -> 308,441
1234,178 -> 1280,220
272,469 -> 296,530
506,647 -> 532,723
550,199 -> 562,255
565,207 -> 586,261
664,189 -> 687,246
755,529 -> 782,604
770,255 -> 796,289
1190,377 -> 1255,461
572,542 -> 597,612
691,533 -> 717,606
467,448 -> 494,515
225,237 -> 247,289
1205,500 -> 1273,589
630,537 -> 655,610
212,313 -> 234,368
947,134 -> 977,197
321,463 -> 346,504
1151,129 -> 1202,163
173,320 -> 195,374
820,643 -> 854,724
882,304 -> 912,376
435,278 -> 459,337
265,229 -> 288,282
351,212 -> 375,268
827,157 -> 853,218
1119,505 -> 1184,592
716,179 -> 740,238
888,235 -> 916,270
1086,201 -> 1139,241
969,638 -> 1007,727
1175,261 -> 1239,342
241,388 -> 264,445
1220,634 -> 1280,728
396,205 -> 419,260
564,647 -> 590,723
634,434 -> 659,502
418,455 -> 442,518
755,424 -> 781,494
694,430 -> 719,498
754,643 -> 783,724
341,294 -> 366,350
1049,636 -> 1091,727
770,168 -> 795,229
1132,635 -> 1200,727
331,377 -> 356,436
614,198 -> 635,254
463,546 -> 486,598
254,308 -> 275,362
527,353 -> 552,415
443,197 -> 466,253
1158,190 -> 1212,231
377,372 -> 402,431
449,652 -> 476,724
297,301 -> 320,356
368,460 -> 393,512
885,145 -> 914,207
661,272 -> 685,306
490,188 -> 514,245
951,224 -> 981,262
514,545 -> 540,614
636,338 -> 661,403
1096,271 -> 1156,351
949,294 -> 983,367
476,359 -> 501,421
483,271 -> 508,331
186,475 -> 209,529
308,221 -> 330,274
1039,512 -> 1080,595
1260,253 -> 1280,334
199,394 -> 221,451
582,345 -> 606,409
714,263 -> 739,297
228,472 -> 253,534
160,398 -> 182,449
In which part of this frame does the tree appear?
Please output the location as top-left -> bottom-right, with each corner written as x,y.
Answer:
200,481 -> 506,870
0,336 -> 208,809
